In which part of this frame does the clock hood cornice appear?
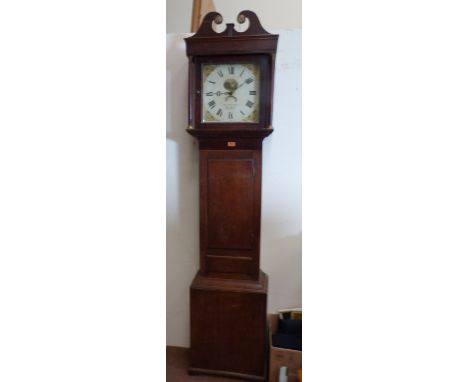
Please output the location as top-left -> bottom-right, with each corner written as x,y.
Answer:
185,10 -> 278,57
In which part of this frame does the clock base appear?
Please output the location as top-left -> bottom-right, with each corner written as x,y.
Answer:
188,367 -> 265,381
189,271 -> 268,381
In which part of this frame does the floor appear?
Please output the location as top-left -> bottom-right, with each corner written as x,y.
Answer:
166,346 -> 248,382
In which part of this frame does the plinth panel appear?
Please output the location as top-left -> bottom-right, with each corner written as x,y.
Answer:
189,272 -> 268,381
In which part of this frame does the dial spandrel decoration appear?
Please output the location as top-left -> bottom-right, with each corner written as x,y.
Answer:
202,63 -> 260,123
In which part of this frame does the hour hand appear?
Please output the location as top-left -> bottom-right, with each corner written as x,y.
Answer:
213,90 -> 230,96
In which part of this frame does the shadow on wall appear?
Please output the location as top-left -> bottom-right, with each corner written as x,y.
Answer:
166,34 -> 200,347
262,232 -> 302,312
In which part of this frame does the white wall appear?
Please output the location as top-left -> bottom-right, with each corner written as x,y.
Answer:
166,29 -> 302,347
166,0 -> 192,34
166,0 -> 301,33
213,0 -> 301,32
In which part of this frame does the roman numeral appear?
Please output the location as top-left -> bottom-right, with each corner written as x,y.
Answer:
208,100 -> 216,109
208,80 -> 216,84
206,92 -> 213,96
228,66 -> 234,75
249,90 -> 256,95
246,100 -> 254,108
240,110 -> 245,115
245,78 -> 254,84
217,70 -> 223,77
228,112 -> 233,119
240,69 -> 245,77
216,108 -> 223,117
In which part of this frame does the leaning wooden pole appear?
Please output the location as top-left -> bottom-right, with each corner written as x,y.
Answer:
191,0 -> 216,32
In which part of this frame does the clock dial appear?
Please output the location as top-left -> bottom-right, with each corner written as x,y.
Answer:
202,63 -> 260,123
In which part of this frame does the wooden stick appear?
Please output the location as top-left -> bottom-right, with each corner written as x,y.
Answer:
191,0 -> 215,32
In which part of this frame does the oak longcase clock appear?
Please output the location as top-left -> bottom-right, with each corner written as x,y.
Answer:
185,11 -> 278,381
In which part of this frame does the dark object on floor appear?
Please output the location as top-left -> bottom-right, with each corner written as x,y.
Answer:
272,333 -> 302,351
278,318 -> 302,336
272,318 -> 302,351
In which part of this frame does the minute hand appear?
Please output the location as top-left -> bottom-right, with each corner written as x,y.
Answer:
236,80 -> 247,90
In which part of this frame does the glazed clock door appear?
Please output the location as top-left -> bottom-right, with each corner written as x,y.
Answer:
199,149 -> 261,279
201,63 -> 261,123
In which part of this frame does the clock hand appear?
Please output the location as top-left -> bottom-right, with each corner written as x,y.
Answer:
212,90 -> 237,101
236,80 -> 247,90
231,80 -> 248,95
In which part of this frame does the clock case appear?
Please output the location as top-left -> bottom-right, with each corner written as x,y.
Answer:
184,11 -> 278,381
186,10 -> 278,135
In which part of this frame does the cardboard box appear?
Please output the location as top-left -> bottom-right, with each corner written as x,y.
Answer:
268,314 -> 302,382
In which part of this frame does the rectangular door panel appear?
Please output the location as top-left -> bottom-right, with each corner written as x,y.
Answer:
206,158 -> 255,250
199,149 -> 262,277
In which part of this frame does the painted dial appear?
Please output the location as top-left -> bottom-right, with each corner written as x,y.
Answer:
202,63 -> 260,123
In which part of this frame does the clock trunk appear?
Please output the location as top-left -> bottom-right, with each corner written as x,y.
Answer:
200,148 -> 262,280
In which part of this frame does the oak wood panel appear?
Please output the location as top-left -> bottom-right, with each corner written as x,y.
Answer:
207,157 -> 255,249
190,273 -> 268,380
199,149 -> 262,279
206,255 -> 255,275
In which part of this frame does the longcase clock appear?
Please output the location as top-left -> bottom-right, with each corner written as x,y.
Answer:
184,11 -> 278,381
